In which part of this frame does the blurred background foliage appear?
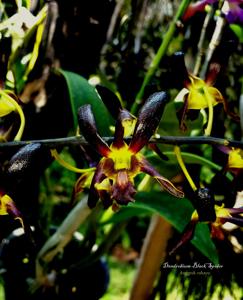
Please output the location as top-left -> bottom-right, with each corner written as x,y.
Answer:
0,0 -> 243,299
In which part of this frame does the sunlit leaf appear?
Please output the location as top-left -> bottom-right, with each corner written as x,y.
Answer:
133,191 -> 219,264
57,69 -> 114,135
230,24 -> 243,43
160,101 -> 204,136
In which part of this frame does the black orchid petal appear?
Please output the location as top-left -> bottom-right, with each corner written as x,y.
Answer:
192,188 -> 216,222
6,143 -> 48,182
221,216 -> 243,227
78,105 -> 111,157
95,85 -> 123,119
172,52 -> 190,89
140,158 -> 184,198
113,109 -> 135,149
227,207 -> 243,215
169,220 -> 197,255
129,91 -> 168,154
148,143 -> 169,161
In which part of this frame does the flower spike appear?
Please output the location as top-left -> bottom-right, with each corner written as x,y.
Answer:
129,91 -> 169,154
78,104 -> 111,157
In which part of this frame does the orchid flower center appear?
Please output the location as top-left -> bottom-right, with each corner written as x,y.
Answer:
108,143 -> 134,170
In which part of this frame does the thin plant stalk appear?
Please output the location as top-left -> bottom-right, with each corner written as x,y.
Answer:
131,0 -> 191,114
174,145 -> 197,191
193,7 -> 215,76
199,15 -> 226,79
2,134 -> 243,149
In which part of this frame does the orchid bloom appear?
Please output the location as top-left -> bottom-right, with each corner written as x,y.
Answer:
174,52 -> 235,136
0,191 -> 24,227
228,147 -> 243,170
77,92 -> 184,211
222,0 -> 243,24
182,0 -> 217,21
183,0 -> 243,24
170,187 -> 243,254
0,90 -> 25,141
216,146 -> 243,177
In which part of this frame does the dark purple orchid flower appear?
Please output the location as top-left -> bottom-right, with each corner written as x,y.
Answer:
78,92 -> 184,211
170,187 -> 243,255
182,0 -> 217,21
183,0 -> 243,24
222,0 -> 243,24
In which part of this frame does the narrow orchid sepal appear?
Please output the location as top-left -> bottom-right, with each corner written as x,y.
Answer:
140,158 -> 184,198
227,207 -> 243,214
169,220 -> 197,255
129,92 -> 168,154
88,162 -> 106,208
78,104 -> 111,157
220,216 -> 243,227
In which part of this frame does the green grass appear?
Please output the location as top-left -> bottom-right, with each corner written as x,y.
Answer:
101,258 -> 136,300
0,280 -> 5,300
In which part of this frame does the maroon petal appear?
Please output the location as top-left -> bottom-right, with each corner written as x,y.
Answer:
177,94 -> 189,132
148,143 -> 169,161
113,109 -> 133,148
88,163 -> 106,208
169,220 -> 197,255
140,159 -> 184,198
221,216 -> 243,227
227,207 -> 243,215
99,190 -> 113,209
172,52 -> 191,88
78,105 -> 111,157
129,92 -> 168,154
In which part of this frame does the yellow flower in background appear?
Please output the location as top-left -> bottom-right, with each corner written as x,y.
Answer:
186,75 -> 224,110
228,148 -> 243,169
0,90 -> 25,141
174,52 -> 239,136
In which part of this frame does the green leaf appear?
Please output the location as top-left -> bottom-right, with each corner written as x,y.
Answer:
230,24 -> 243,43
100,206 -> 151,225
98,191 -> 219,264
192,223 -> 219,265
132,191 -> 219,264
57,69 -> 114,135
159,101 -> 204,136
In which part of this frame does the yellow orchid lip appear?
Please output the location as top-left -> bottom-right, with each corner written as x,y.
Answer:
228,148 -> 243,169
0,90 -> 25,141
187,75 -> 224,110
173,52 -> 234,136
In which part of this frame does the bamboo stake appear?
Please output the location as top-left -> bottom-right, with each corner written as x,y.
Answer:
129,214 -> 173,300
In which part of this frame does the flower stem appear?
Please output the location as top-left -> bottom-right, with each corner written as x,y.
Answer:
199,15 -> 226,79
2,135 -> 243,150
174,145 -> 197,191
193,7 -> 214,76
131,0 -> 191,114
